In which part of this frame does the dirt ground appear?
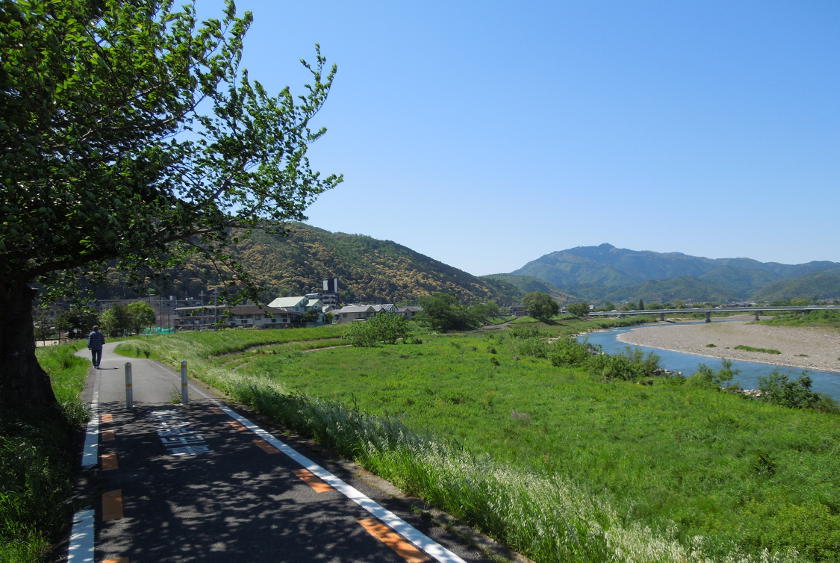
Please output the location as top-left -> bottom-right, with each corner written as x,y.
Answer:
616,317 -> 840,373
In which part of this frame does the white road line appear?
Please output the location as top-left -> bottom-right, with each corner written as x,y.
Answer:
67,508 -> 95,562
217,403 -> 466,563
80,383 -> 100,468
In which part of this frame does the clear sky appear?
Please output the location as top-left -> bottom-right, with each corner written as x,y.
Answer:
200,0 -> 839,275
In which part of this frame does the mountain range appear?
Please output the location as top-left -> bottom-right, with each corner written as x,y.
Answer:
508,243 -> 840,304
98,226 -> 839,306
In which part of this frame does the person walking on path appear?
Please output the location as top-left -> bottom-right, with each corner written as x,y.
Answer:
87,325 -> 105,368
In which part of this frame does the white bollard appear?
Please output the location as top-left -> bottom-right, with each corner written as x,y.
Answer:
180,360 -> 189,404
125,362 -> 133,408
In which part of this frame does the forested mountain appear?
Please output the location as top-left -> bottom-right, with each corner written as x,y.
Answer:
511,243 -> 840,303
480,274 -> 576,303
96,224 -> 522,305
753,268 -> 840,303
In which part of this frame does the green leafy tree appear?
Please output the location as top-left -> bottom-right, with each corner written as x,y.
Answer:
346,313 -> 410,347
566,302 -> 591,318
522,292 -> 559,322
0,0 -> 340,410
417,293 -> 480,332
638,299 -> 645,310
54,306 -> 100,338
101,304 -> 131,337
127,302 -> 156,334
468,301 -> 500,324
757,372 -> 834,411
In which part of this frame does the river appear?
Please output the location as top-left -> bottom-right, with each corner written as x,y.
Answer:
578,324 -> 840,401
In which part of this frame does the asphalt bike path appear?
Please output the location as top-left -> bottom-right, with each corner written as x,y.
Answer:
69,343 -> 490,562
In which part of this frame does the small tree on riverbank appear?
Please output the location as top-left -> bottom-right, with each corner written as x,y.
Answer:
567,302 -> 591,318
346,313 -> 411,346
523,292 -> 559,322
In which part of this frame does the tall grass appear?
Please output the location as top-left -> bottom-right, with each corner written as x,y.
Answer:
122,326 -> 839,561
201,376 -> 732,562
1,343 -> 89,562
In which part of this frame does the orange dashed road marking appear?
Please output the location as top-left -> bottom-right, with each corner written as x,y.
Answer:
294,468 -> 334,494
253,439 -> 279,454
103,558 -> 129,563
102,429 -> 116,442
101,452 -> 118,471
101,413 -> 113,423
102,489 -> 124,521
225,420 -> 246,432
209,406 -> 223,414
358,518 -> 430,563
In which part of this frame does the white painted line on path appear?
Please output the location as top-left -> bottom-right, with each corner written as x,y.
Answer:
80,382 -> 100,468
217,403 -> 466,563
67,508 -> 95,562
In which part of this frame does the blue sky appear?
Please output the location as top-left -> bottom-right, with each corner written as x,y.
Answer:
201,1 -> 839,275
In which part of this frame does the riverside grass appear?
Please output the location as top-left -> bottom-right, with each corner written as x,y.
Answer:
1,343 -> 89,562
118,323 -> 839,562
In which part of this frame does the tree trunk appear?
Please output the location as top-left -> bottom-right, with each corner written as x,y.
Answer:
0,280 -> 59,411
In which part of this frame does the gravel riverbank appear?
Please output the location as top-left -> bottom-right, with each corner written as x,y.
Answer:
616,318 -> 840,373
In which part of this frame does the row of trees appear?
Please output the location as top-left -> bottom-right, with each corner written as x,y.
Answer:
34,302 -> 157,341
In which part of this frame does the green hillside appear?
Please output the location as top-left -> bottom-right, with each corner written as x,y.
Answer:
753,268 -> 840,303
99,224 -> 516,305
513,243 -> 840,303
480,274 -> 576,303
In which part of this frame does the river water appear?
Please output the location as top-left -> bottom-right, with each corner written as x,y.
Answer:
578,324 -> 840,401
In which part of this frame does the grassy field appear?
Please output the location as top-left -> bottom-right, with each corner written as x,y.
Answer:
1,343 -> 89,562
118,322 -> 839,562
761,309 -> 840,330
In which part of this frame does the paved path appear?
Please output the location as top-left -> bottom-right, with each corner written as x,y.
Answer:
69,344 -> 487,562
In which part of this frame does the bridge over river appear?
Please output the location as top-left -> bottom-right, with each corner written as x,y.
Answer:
588,305 -> 840,323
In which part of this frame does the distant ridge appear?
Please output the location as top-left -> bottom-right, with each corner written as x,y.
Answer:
97,223 -> 525,305
512,243 -> 840,303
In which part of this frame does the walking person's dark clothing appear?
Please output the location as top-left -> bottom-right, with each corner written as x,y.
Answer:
88,326 -> 105,368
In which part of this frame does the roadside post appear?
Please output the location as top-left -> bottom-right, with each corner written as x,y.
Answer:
180,360 -> 189,404
125,362 -> 133,408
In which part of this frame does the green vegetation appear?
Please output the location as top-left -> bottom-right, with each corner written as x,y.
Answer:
415,293 -> 498,332
1,343 -> 89,561
121,321 -> 840,561
734,345 -> 782,355
761,309 -> 840,330
758,372 -> 837,412
566,302 -> 591,318
686,360 -> 738,389
100,224 -> 513,305
1,0 -> 339,414
346,314 -> 411,346
522,292 -> 559,322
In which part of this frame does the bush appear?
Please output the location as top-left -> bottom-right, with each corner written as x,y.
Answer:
585,347 -> 660,381
687,360 -> 738,389
758,372 -> 838,412
346,313 -> 411,347
548,339 -> 591,366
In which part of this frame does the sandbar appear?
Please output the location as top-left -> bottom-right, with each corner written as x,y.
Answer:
616,317 -> 840,374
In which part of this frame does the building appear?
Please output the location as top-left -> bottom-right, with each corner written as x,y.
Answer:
174,305 -> 301,330
267,296 -> 312,312
332,305 -> 375,324
397,305 -> 422,320
370,304 -> 399,314
319,278 -> 340,306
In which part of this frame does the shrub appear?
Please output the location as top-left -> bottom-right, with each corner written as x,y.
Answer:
758,372 -> 838,412
548,339 -> 591,367
346,313 -> 411,347
585,347 -> 661,381
687,360 -> 738,389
